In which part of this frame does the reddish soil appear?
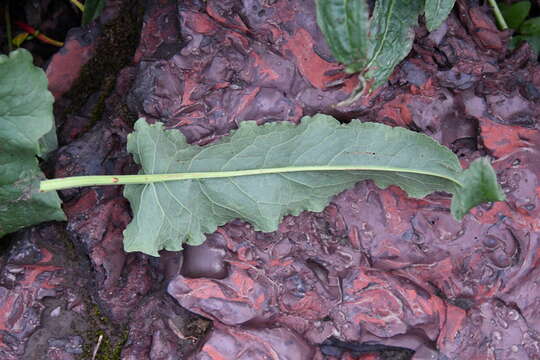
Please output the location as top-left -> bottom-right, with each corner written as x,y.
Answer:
1,0 -> 540,359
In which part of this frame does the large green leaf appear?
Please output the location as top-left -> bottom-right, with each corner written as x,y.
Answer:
365,0 -> 424,89
315,0 -> 370,73
123,115 -> 504,256
0,49 -> 65,237
424,0 -> 456,31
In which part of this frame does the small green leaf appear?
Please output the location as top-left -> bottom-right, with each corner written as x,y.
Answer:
123,115 -> 504,256
511,34 -> 540,55
0,49 -> 65,237
425,0 -> 456,31
520,16 -> 540,35
500,1 -> 531,30
316,0 -> 370,73
365,0 -> 424,89
82,0 -> 105,25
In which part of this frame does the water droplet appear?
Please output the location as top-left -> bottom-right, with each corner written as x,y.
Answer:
481,202 -> 493,210
508,310 -> 520,321
490,251 -> 512,268
483,236 -> 499,249
497,319 -> 509,329
50,306 -> 61,317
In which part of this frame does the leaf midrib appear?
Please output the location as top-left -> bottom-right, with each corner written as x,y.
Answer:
40,164 -> 464,192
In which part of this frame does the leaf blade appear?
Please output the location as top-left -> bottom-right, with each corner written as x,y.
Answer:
452,158 -> 505,220
82,0 -> 106,25
510,34 -> 540,55
316,0 -> 370,72
520,16 -> 540,35
0,49 -> 65,237
123,115 -> 504,256
365,0 -> 424,89
500,1 -> 531,30
424,0 -> 456,31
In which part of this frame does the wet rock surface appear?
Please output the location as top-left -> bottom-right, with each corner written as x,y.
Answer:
1,0 -> 540,359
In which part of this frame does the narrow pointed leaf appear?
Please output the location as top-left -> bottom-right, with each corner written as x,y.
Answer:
424,0 -> 456,31
316,0 -> 370,73
82,0 -> 106,25
123,115 -> 504,256
0,49 -> 65,237
365,0 -> 424,89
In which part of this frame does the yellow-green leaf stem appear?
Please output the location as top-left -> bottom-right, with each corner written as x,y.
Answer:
488,0 -> 509,30
40,165 -> 464,192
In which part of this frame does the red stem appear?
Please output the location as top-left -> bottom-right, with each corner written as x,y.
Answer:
14,21 -> 63,47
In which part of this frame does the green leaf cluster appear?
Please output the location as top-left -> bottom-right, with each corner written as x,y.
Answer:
121,115 -> 504,256
0,49 -> 65,238
500,1 -> 540,55
316,0 -> 456,90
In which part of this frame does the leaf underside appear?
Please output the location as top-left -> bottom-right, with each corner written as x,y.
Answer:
123,115 -> 504,256
0,49 -> 65,238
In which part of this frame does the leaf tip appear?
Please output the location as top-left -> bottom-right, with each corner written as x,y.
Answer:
451,158 -> 505,220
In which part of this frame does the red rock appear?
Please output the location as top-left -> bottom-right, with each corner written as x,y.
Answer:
6,0 -> 540,358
